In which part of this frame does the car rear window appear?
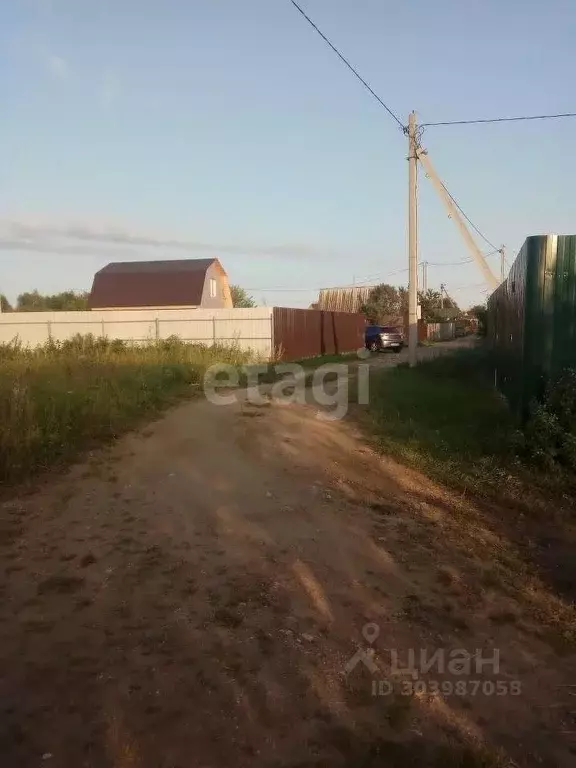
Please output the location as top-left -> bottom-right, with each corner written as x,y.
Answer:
381,326 -> 400,333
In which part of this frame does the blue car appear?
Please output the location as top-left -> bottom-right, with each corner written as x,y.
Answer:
365,325 -> 404,353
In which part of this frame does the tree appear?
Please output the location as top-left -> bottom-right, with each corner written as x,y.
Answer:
16,290 -> 89,312
49,291 -> 90,311
15,290 -> 45,312
230,285 -> 256,308
468,303 -> 487,335
417,289 -> 441,321
417,289 -> 461,322
0,295 -> 12,312
360,283 -> 463,324
360,284 -> 403,324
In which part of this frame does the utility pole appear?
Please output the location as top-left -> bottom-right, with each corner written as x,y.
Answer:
500,246 -> 506,284
408,111 -> 418,367
420,261 -> 428,293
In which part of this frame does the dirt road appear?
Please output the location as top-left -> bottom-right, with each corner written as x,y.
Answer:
1,368 -> 575,766
367,336 -> 480,369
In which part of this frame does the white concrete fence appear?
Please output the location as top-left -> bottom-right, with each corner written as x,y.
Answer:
0,308 -> 274,358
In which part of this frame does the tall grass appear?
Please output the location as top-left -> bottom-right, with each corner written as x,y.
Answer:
0,335 -> 251,486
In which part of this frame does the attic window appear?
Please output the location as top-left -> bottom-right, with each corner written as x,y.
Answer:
209,278 -> 217,298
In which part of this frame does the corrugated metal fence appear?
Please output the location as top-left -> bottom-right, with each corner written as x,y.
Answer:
273,307 -> 365,359
425,322 -> 456,342
0,306 -> 367,361
488,234 -> 576,416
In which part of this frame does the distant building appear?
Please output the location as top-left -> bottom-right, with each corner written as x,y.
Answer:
89,258 -> 232,310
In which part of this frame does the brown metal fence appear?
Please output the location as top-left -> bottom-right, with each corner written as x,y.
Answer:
272,307 -> 365,361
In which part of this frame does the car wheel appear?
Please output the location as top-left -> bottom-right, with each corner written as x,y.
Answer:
369,341 -> 380,352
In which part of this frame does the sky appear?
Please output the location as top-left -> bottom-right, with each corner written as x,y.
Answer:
1,0 -> 575,309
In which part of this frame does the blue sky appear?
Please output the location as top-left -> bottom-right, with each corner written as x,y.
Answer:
1,0 -> 575,308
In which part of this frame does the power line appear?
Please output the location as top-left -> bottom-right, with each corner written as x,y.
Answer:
422,112 -> 576,128
435,178 -> 500,252
243,287 -> 316,292
289,3 -> 576,135
249,255 -> 500,291
289,1 -> 405,130
354,267 -> 409,284
426,250 -> 500,267
450,282 -> 487,292
427,258 -> 473,267
245,266 -> 409,293
289,2 -> 505,281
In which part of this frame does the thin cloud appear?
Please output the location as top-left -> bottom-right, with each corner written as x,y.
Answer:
46,53 -> 69,79
0,219 -> 330,259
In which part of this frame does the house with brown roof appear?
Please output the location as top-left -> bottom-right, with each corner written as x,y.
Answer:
88,258 -> 232,310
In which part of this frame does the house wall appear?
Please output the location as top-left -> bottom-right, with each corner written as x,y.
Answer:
0,308 -> 273,357
200,261 -> 233,309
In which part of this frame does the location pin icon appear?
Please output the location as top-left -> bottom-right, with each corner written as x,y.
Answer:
362,622 -> 380,645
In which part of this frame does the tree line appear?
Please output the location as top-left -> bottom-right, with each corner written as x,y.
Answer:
0,286 -> 257,312
0,290 -> 90,312
0,285 -> 485,325
360,283 -> 462,324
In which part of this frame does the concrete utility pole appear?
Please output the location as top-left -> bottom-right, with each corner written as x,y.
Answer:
408,111 -> 419,367
500,246 -> 506,284
420,261 -> 428,293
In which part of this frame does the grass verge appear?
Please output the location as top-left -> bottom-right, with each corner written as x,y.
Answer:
366,346 -> 576,500
0,335 -> 251,487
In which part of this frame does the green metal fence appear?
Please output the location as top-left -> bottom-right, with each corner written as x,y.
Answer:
487,235 -> 576,417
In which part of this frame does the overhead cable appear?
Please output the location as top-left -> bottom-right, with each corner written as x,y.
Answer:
289,1 -> 405,129
422,112 -> 576,128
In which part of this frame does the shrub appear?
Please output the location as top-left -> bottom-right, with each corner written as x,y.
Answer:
523,369 -> 576,470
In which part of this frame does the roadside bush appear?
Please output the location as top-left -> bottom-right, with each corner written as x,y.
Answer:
45,333 -> 129,357
523,369 -> 576,470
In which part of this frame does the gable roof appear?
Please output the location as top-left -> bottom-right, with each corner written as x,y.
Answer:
88,258 -> 219,309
